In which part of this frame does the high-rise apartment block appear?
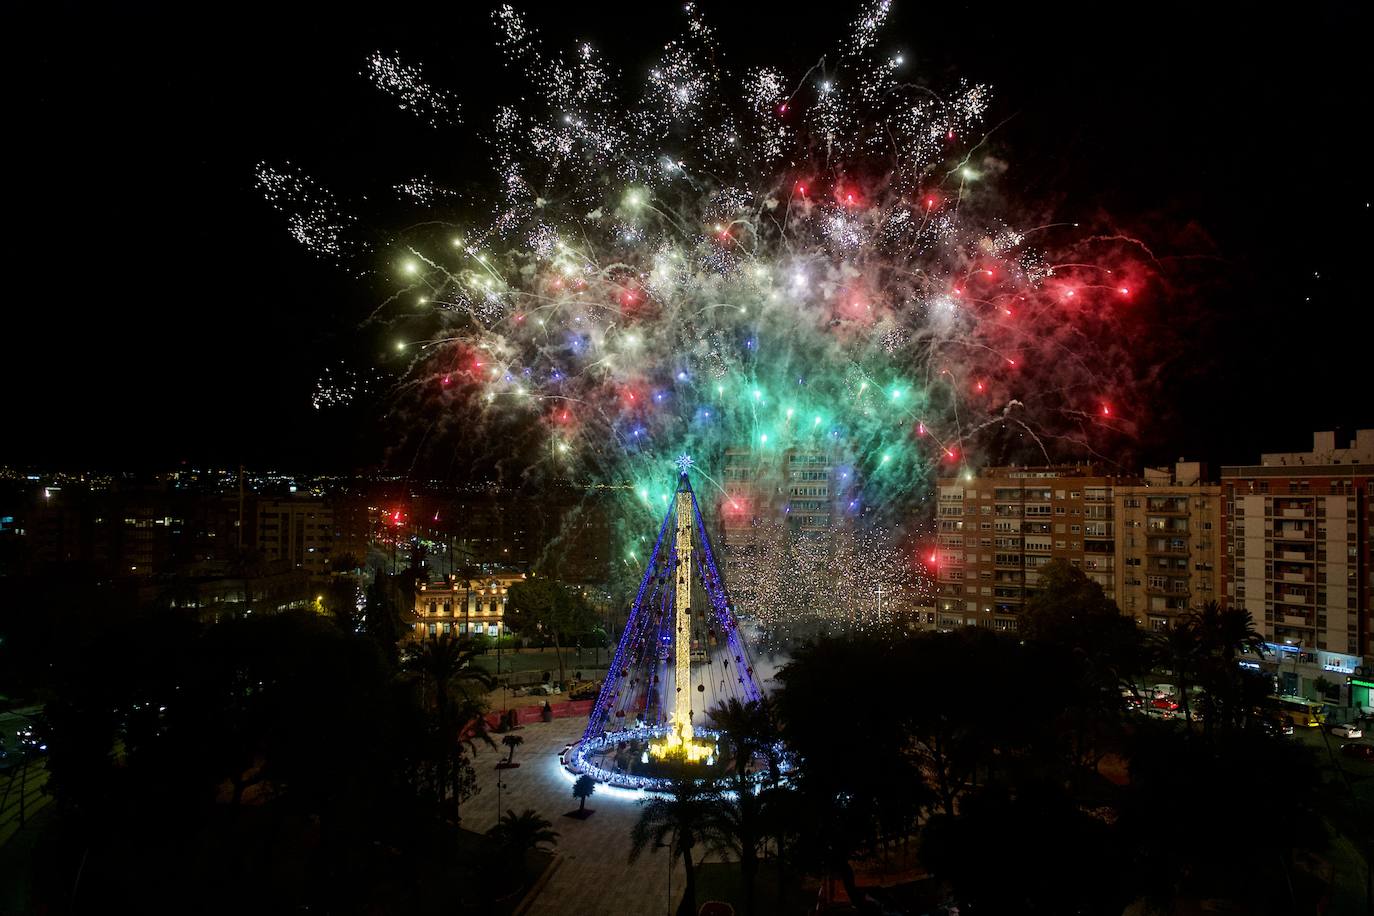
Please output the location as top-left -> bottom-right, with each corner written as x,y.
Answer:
936,461 -> 1227,634
255,497 -> 346,580
718,446 -> 854,594
935,466 -> 1125,631
935,431 -> 1372,680
1114,462 -> 1223,630
1223,430 -> 1372,663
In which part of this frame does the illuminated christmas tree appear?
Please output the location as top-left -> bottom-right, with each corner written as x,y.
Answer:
578,459 -> 761,770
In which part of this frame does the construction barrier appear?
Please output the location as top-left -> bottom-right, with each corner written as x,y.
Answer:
468,699 -> 596,736
499,699 -> 595,721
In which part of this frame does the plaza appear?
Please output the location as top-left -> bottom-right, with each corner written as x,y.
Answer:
464,719 -> 691,916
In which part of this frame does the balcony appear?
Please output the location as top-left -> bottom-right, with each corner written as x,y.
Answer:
1281,571 -> 1312,584
1280,550 -> 1312,562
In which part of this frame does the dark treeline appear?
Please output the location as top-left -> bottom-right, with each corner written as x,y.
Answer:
646,561 -> 1343,915
3,564 -> 552,915
3,560 -> 1359,914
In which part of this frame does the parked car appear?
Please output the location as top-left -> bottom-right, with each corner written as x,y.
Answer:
1151,696 -> 1179,711
1330,723 -> 1363,739
1257,717 -> 1294,737
1338,743 -> 1374,762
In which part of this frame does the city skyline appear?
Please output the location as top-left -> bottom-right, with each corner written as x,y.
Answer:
3,5 -> 1373,908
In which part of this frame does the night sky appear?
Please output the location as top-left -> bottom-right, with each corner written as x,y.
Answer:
12,2 -> 1370,472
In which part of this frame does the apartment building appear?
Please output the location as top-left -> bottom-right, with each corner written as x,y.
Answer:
718,446 -> 856,605
255,497 -> 338,580
936,465 -> 1127,631
1114,461 -> 1223,630
1223,430 -> 1372,666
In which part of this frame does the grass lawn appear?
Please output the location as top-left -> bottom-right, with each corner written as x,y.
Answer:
470,646 -> 610,679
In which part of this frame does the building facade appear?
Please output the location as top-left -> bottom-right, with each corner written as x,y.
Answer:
411,571 -> 526,640
936,465 -> 1127,631
1114,462 -> 1224,631
718,445 -> 857,605
1222,430 -> 1372,664
255,497 -> 339,580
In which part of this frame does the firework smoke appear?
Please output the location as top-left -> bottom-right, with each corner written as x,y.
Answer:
259,1 -> 1154,621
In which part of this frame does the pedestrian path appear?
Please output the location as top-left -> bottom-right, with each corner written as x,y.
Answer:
466,719 -> 686,916
0,762 -> 50,847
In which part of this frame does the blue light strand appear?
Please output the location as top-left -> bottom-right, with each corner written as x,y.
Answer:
583,504 -> 673,739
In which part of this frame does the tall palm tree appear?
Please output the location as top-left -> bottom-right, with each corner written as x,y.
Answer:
403,635 -> 496,819
1156,618 -> 1204,723
404,634 -> 496,707
758,782 -> 802,911
1193,601 -> 1269,737
708,698 -> 763,785
488,808 -> 559,887
708,786 -> 766,916
629,774 -> 727,916
1196,601 -> 1266,664
708,697 -> 778,916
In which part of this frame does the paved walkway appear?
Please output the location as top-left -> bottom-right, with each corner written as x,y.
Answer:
465,719 -> 688,916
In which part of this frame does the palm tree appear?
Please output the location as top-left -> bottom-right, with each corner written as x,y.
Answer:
572,774 -> 596,814
708,786 -> 766,916
758,782 -> 803,910
1156,618 -> 1204,723
502,733 -> 524,765
404,634 -> 496,707
708,697 -> 777,916
708,697 -> 778,784
1192,602 -> 1270,737
629,774 -> 727,916
403,635 -> 496,819
1196,601 -> 1266,664
488,808 -> 559,887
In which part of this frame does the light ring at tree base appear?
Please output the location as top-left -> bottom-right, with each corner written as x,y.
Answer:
560,725 -> 726,794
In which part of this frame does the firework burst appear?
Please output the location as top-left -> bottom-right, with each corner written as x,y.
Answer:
259,1 -> 1153,620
